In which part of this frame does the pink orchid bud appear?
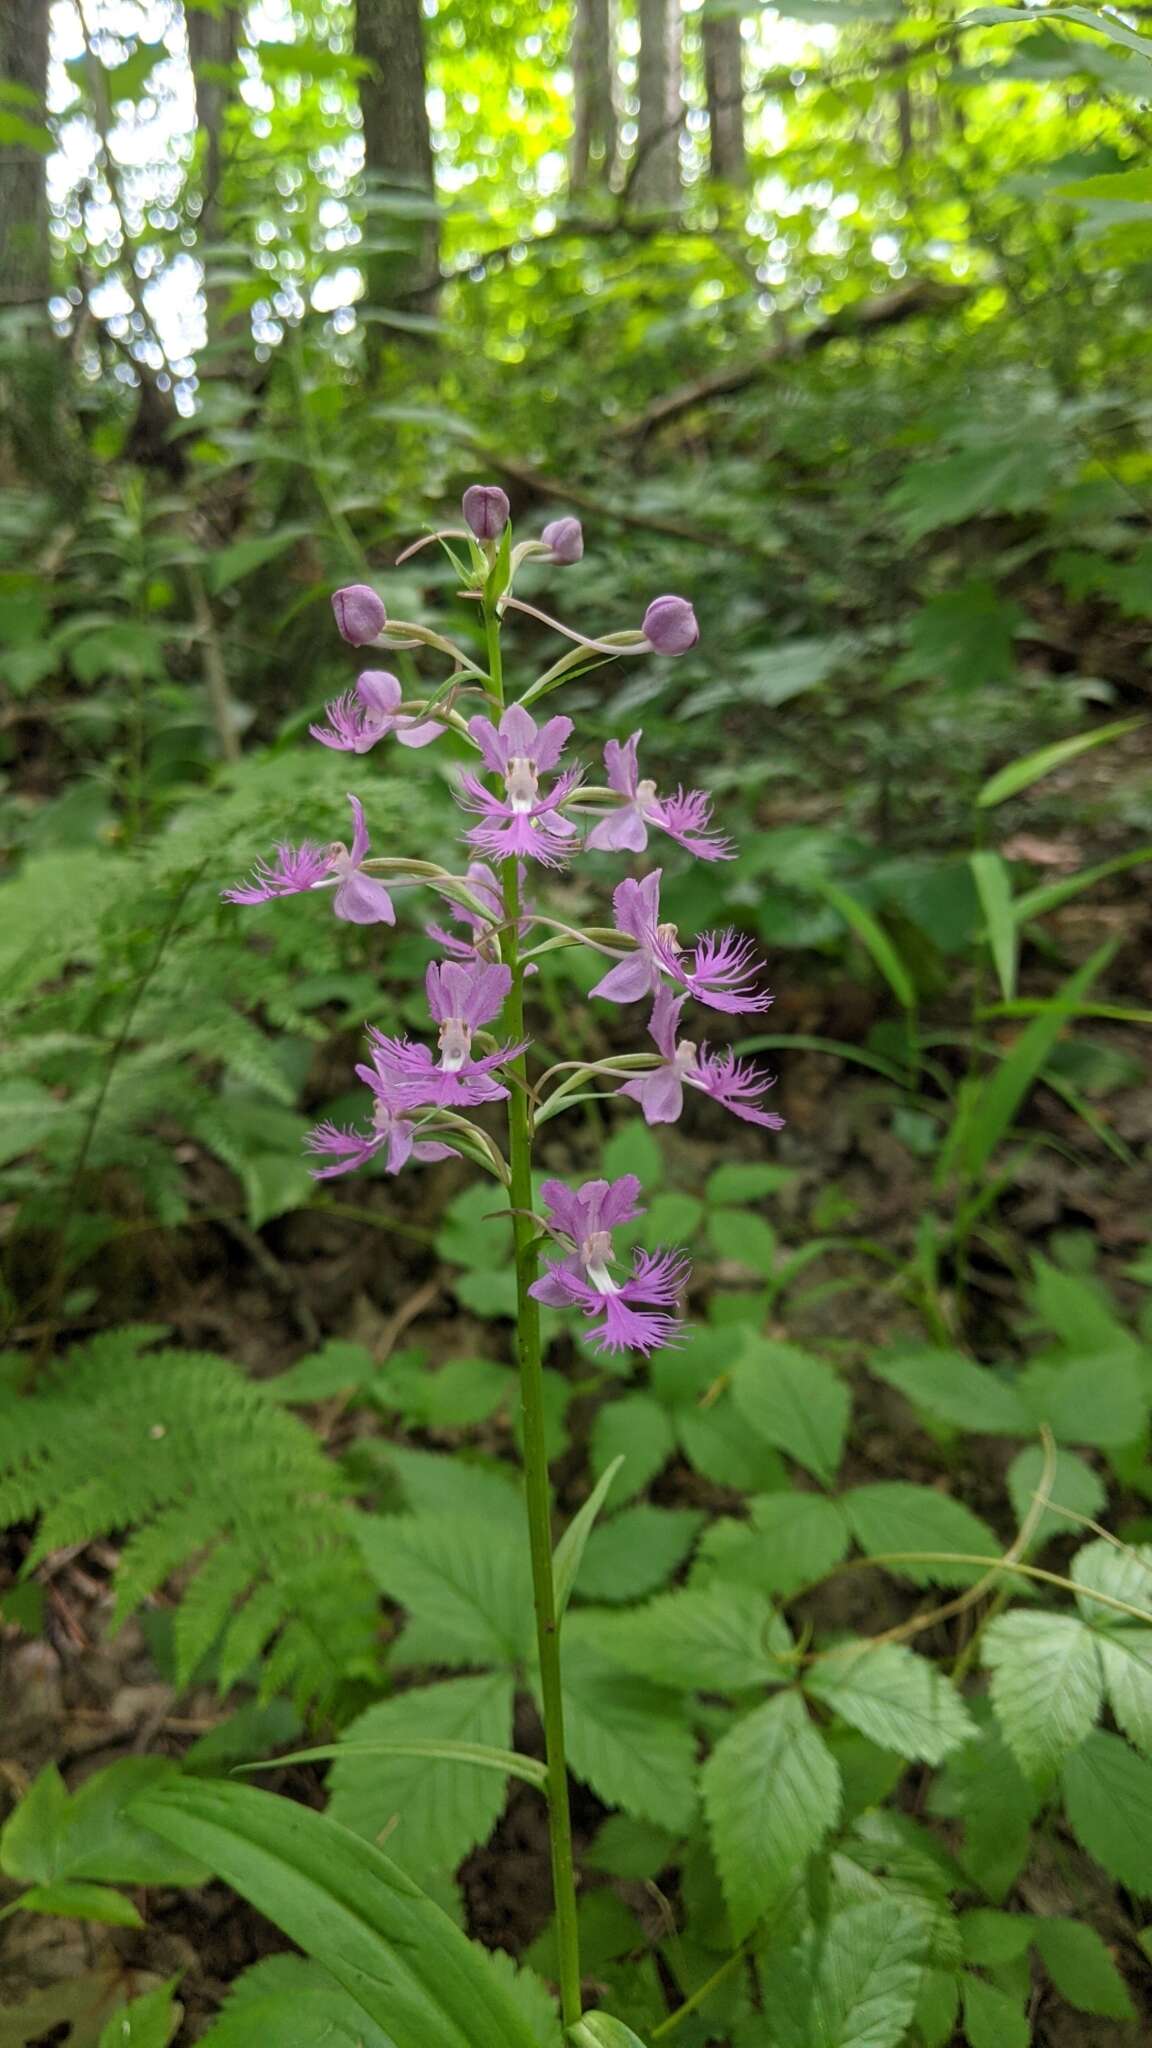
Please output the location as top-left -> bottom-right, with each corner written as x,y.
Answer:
462,483 -> 510,541
541,516 -> 584,565
332,584 -> 387,646
642,595 -> 699,656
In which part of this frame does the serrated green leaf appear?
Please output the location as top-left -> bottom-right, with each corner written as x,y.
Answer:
1006,1443 -> 1106,1548
1032,1916 -> 1135,2018
358,1514 -> 533,1668
962,1974 -> 1030,2048
326,1675 -> 514,1883
589,1396 -> 675,1508
843,1483 -> 1001,1586
805,1643 -> 975,1763
760,1899 -> 926,2048
703,1691 -> 841,1940
596,1583 -> 794,1692
732,1338 -> 850,1482
574,1506 -> 705,1604
1071,1538 -> 1152,1624
559,1633 -> 697,1830
1097,1630 -> 1152,1755
194,1956 -> 389,2048
1017,1351 -> 1146,1448
1063,1731 -> 1152,1892
702,1488 -> 850,1596
984,1612 -> 1103,1776
868,1347 -> 1028,1434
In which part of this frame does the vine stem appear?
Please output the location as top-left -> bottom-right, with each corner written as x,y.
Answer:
485,603 -> 583,2026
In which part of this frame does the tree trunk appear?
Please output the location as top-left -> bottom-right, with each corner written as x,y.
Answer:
703,9 -> 745,186
354,0 -> 439,307
0,0 -> 51,303
185,0 -> 240,245
571,0 -> 616,194
632,0 -> 681,208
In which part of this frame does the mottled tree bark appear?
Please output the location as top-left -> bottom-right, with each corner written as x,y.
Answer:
632,0 -> 682,207
185,0 -> 240,245
703,8 -> 746,186
0,0 -> 51,303
571,0 -> 616,194
355,0 -> 439,306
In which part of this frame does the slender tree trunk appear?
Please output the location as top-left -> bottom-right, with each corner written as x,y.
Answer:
571,0 -> 616,194
632,0 -> 682,208
185,0 -> 240,246
0,0 -> 51,303
703,9 -> 746,186
355,0 -> 439,307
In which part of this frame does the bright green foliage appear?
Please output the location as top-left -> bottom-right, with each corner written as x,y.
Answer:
983,1612 -> 1105,1777
703,1691 -> 842,1940
731,1337 -> 851,1483
804,1645 -> 975,1765
0,1329 -> 379,1711
758,1901 -> 926,2048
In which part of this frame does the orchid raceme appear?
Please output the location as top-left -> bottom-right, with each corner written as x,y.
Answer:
221,483 -> 783,2031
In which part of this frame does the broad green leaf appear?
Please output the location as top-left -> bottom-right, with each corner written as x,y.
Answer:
702,1690 -> 841,1939
676,1394 -> 788,1491
559,1633 -> 697,1830
1071,1538 -> 1152,1624
569,2019 -> 650,2048
959,1908 -> 1035,1966
205,525 -> 313,594
701,1489 -> 850,1596
706,1162 -> 796,1204
868,1348 -> 1028,1435
325,1674 -> 515,1883
805,1643 -> 975,1763
574,1506 -> 705,1604
984,1612 -> 1103,1775
963,3 -> 1152,61
1017,1351 -> 1145,1448
195,1956 -> 392,2047
0,1765 -> 69,1883
707,1207 -> 776,1275
585,1816 -> 679,1880
359,1513 -> 533,1668
1063,1731 -> 1152,1892
0,1760 -> 207,1889
1032,1917 -> 1135,2018
96,1980 -> 180,2047
555,1458 -> 626,1615
930,1725 -> 1040,1901
596,1584 -> 794,1692
589,1397 -> 675,1508
961,1975 -> 1029,2048
1006,1443 -> 1106,1548
732,1338 -> 850,1483
970,851 -> 1017,1001
5,1880 -> 143,1928
759,1899 -> 926,2048
129,1777 -> 543,2048
815,883 -> 916,1011
975,717 -> 1145,807
1097,1630 -> 1152,1754
843,1483 -> 1001,1586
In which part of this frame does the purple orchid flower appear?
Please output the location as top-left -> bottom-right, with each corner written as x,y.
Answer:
223,795 -> 395,925
642,596 -> 699,655
529,1174 -> 689,1355
618,986 -> 785,1129
586,733 -> 733,861
541,517 -> 583,564
590,871 -> 772,1015
459,704 -> 581,867
463,483 -> 510,540
306,1083 -> 455,1181
332,584 -> 387,646
311,671 -> 442,754
366,957 -> 524,1108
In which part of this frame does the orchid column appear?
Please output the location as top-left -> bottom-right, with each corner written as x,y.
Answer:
223,484 -> 782,2025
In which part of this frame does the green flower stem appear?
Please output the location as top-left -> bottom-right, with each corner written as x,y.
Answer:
485,604 -> 583,2027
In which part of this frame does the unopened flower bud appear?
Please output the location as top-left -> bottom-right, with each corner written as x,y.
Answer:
462,483 -> 510,541
332,583 -> 387,646
642,595 -> 699,656
541,516 -> 583,564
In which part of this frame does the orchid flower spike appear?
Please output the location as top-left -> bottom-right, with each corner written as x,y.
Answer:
529,1175 -> 689,1355
459,704 -> 581,867
367,958 -> 525,1108
332,584 -> 387,646
642,596 -> 699,655
306,1068 -> 455,1180
586,732 -> 733,861
619,986 -> 785,1129
426,861 -> 506,961
591,870 -> 772,1014
223,794 -> 395,925
462,483 -> 510,540
311,671 -> 443,753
